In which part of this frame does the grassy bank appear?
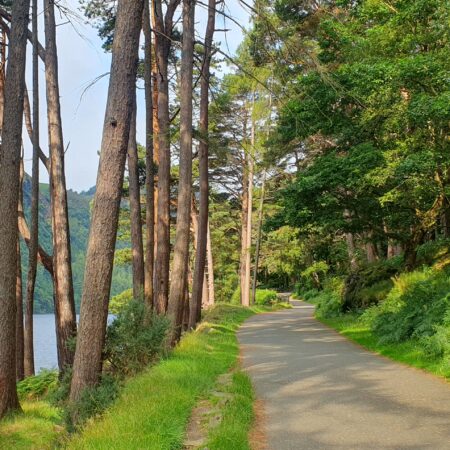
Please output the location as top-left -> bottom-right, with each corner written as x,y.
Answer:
317,312 -> 450,380
1,303 -> 283,449
68,304 -> 261,449
0,401 -> 63,449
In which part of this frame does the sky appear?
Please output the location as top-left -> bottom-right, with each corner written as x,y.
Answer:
23,0 -> 251,192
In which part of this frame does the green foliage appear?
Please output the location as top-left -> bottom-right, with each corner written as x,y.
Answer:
231,287 -> 280,306
342,257 -> 402,311
254,289 -> 279,305
109,288 -> 133,314
17,370 -> 58,400
361,268 -> 450,345
66,374 -> 120,431
104,300 -> 169,377
421,323 -> 450,359
315,290 -> 342,319
269,0 -> 450,275
231,286 -> 241,305
416,239 -> 450,266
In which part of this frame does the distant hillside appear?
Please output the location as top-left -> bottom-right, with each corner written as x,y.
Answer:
21,177 -> 131,313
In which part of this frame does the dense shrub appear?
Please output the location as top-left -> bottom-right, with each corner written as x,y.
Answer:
231,287 -> 281,305
104,299 -> 169,376
255,289 -> 279,305
297,261 -> 329,292
315,289 -> 342,319
302,289 -> 320,301
342,257 -> 402,311
416,239 -> 450,267
362,268 -> 450,344
231,286 -> 241,305
17,370 -> 58,399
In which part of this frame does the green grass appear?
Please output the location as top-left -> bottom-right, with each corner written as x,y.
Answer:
0,401 -> 64,450
67,303 -> 275,449
206,371 -> 255,450
1,303 -> 283,449
318,314 -> 450,380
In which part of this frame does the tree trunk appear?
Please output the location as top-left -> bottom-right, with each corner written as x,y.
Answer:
240,117 -> 249,305
153,0 -> 180,314
69,0 -> 144,403
251,173 -> 265,305
16,240 -> 24,381
242,110 -> 255,307
343,209 -> 358,270
127,93 -> 145,300
24,0 -> 40,378
366,242 -> 378,263
168,0 -> 195,343
190,0 -> 215,327
0,0 -> 29,419
206,220 -> 215,305
143,0 -> 154,313
191,198 -> 210,308
0,29 -> 5,132
44,0 -> 77,372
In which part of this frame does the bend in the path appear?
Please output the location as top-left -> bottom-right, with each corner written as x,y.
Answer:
238,300 -> 450,450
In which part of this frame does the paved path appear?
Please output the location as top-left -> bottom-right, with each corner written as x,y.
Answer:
238,301 -> 450,449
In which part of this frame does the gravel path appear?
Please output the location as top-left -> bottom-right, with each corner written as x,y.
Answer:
238,300 -> 450,449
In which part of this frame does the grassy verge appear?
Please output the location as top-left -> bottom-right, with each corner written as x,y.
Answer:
67,303 -> 281,449
0,401 -> 64,450
205,370 -> 255,450
318,313 -> 450,379
1,303 -> 286,450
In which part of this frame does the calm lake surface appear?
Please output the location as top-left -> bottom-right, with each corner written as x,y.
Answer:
34,314 -> 114,372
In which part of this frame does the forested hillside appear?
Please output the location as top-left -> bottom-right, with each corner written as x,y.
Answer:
21,177 -> 131,313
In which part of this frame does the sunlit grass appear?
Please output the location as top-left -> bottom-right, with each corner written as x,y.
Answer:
1,303 -> 283,449
0,400 -> 64,450
206,371 -> 255,450
67,303 -> 275,449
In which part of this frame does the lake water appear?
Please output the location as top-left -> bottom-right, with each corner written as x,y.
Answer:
34,314 -> 114,372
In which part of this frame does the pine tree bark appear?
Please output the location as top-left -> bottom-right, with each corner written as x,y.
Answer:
16,240 -> 24,381
240,113 -> 249,305
206,220 -> 215,305
191,197 -> 209,308
44,0 -> 77,372
0,0 -> 29,419
24,0 -> 40,378
153,0 -> 180,314
190,0 -> 215,327
143,0 -> 154,313
242,112 -> 255,307
0,29 -> 5,131
69,0 -> 144,403
168,0 -> 195,342
251,173 -> 265,305
127,93 -> 145,300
